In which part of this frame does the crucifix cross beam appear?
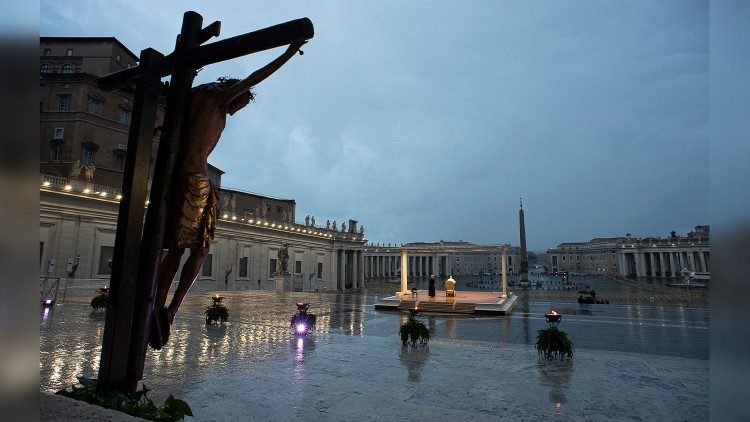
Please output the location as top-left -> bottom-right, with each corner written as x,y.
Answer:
99,16 -> 313,90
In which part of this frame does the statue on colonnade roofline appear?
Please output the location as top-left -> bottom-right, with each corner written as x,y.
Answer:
305,215 -> 310,226
326,220 -> 330,229
332,220 -> 337,231
311,216 -> 315,227
341,222 -> 346,232
359,225 -> 364,234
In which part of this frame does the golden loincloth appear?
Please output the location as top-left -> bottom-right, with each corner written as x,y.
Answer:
171,173 -> 218,249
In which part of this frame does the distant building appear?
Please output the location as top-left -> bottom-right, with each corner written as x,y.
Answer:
364,240 -> 521,278
39,37 -> 162,188
546,226 -> 710,278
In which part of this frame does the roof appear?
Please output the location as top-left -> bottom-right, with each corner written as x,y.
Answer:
40,36 -> 139,62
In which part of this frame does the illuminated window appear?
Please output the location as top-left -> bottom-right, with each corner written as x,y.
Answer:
62,64 -> 73,74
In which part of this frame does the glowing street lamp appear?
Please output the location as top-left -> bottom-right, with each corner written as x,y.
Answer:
544,310 -> 562,328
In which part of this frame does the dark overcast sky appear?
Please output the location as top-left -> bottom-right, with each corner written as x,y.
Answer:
40,0 -> 709,250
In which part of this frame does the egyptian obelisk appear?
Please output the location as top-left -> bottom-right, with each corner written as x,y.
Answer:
519,198 -> 529,286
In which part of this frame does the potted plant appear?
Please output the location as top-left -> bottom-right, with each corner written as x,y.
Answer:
90,287 -> 109,310
536,311 -> 574,360
205,295 -> 229,325
400,307 -> 430,347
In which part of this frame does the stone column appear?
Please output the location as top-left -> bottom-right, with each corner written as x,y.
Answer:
698,252 -> 706,272
636,252 -> 646,278
677,252 -> 685,272
647,252 -> 655,277
659,252 -> 666,277
669,252 -> 677,278
338,249 -> 345,289
356,250 -> 363,289
501,248 -> 508,298
618,252 -> 627,277
688,252 -> 696,271
400,250 -> 408,294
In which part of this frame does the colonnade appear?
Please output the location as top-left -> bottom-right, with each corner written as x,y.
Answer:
364,254 -> 443,278
334,248 -> 364,289
364,254 -> 399,278
620,250 -> 709,278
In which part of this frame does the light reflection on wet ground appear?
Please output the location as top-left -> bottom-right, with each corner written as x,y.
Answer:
41,276 -> 708,416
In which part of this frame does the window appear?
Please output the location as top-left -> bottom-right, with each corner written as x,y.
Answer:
54,127 -> 64,139
62,64 -> 73,74
43,48 -> 51,56
119,109 -> 130,124
269,259 -> 277,277
317,262 -> 323,278
202,254 -> 213,276
99,246 -> 115,275
295,261 -> 302,273
239,257 -> 248,278
115,54 -> 121,62
51,141 -> 63,161
81,143 -> 98,164
57,96 -> 70,111
276,206 -> 282,213
40,63 -> 51,73
66,49 -> 73,56
82,148 -> 94,164
113,153 -> 125,170
89,98 -> 102,115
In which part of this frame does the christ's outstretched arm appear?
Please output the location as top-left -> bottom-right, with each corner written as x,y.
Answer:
222,42 -> 305,103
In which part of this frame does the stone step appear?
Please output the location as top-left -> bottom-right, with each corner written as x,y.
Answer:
398,300 -> 475,314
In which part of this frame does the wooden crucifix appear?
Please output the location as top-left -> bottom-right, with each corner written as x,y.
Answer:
96,10 -> 313,394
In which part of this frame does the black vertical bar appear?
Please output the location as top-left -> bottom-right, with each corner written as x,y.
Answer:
98,47 -> 163,393
127,11 -> 203,388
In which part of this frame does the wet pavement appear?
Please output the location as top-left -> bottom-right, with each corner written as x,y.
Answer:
40,277 -> 708,420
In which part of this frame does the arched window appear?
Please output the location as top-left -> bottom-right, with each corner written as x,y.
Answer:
40,63 -> 51,74
62,64 -> 73,74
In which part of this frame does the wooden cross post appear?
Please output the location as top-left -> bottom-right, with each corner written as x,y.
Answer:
96,10 -> 313,393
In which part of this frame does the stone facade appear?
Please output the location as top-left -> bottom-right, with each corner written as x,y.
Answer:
39,176 -> 366,292
546,227 -> 710,278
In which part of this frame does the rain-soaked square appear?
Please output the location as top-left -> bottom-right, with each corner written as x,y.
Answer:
41,275 -> 708,421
